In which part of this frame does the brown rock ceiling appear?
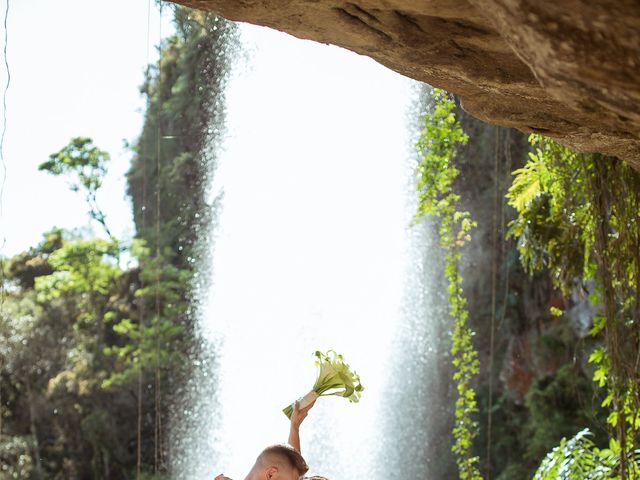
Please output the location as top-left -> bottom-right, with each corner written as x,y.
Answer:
173,0 -> 640,167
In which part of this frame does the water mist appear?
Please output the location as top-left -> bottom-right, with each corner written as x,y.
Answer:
171,23 -> 451,480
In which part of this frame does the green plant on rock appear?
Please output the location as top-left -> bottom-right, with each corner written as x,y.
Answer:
507,135 -> 640,479
415,88 -> 481,480
128,10 -> 237,271
506,136 -> 596,294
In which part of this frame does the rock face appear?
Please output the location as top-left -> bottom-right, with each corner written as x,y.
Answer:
174,0 -> 640,167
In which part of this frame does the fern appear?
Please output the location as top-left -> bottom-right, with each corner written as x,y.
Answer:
507,151 -> 547,212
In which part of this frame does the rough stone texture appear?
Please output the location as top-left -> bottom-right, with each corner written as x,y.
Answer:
172,0 -> 640,167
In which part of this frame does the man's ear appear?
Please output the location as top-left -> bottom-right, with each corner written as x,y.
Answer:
265,466 -> 279,479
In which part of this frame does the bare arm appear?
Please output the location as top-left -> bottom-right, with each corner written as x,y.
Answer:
288,422 -> 301,453
288,399 -> 315,453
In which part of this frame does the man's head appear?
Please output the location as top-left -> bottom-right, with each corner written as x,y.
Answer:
245,444 -> 309,480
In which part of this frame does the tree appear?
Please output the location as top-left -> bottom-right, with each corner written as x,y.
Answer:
103,239 -> 186,389
35,237 -> 121,357
39,137 -> 113,237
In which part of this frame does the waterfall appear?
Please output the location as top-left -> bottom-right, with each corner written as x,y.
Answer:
172,23 -> 451,479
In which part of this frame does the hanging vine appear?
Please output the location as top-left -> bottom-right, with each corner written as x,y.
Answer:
414,88 -> 482,480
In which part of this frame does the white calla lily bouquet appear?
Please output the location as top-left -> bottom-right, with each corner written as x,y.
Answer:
283,350 -> 364,418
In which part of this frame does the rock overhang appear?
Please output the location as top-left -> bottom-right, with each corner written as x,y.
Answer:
172,0 -> 640,167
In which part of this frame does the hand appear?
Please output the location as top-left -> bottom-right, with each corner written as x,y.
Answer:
290,398 -> 315,429
215,474 -> 232,480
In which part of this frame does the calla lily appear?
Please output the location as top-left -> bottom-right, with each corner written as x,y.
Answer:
283,350 -> 364,418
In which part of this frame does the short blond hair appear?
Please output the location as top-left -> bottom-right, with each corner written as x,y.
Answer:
259,444 -> 309,475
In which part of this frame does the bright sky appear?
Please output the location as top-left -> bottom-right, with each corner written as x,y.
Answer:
0,0 -> 173,256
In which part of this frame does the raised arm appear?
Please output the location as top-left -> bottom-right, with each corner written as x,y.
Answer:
288,399 -> 315,453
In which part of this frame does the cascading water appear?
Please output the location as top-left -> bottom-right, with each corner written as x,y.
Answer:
172,23 -> 451,479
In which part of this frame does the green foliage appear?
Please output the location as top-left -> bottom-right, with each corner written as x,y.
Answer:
128,10 -> 236,269
39,137 -> 108,192
484,394 -> 532,480
506,136 -> 595,294
0,6 -> 234,478
34,237 -> 121,361
1,232 -> 189,477
533,429 -> 640,479
525,366 -> 606,465
415,89 -> 469,220
1,233 -> 115,478
415,89 -> 481,480
35,237 -> 121,300
507,135 -> 640,478
40,137 -> 113,236
102,240 -> 187,388
7,229 -> 62,289
0,436 -> 35,479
